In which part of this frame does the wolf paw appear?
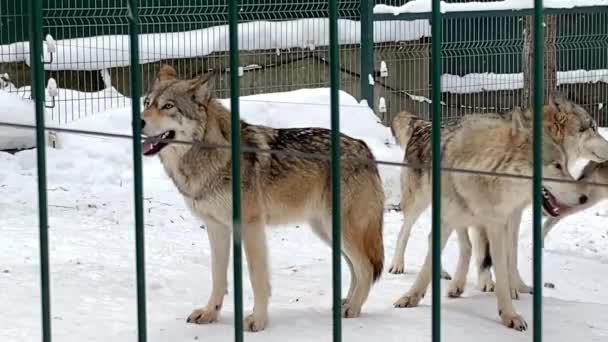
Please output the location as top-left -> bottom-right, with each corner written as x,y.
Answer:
341,302 -> 361,318
243,313 -> 268,332
441,270 -> 452,280
518,283 -> 533,295
186,307 -> 219,324
500,312 -> 528,331
388,260 -> 405,274
477,272 -> 495,292
394,292 -> 424,308
447,283 -> 465,298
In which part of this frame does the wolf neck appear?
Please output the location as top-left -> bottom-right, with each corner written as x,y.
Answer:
158,98 -> 235,199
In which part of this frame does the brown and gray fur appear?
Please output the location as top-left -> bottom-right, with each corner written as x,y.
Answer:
141,65 -> 385,332
389,106 -> 591,331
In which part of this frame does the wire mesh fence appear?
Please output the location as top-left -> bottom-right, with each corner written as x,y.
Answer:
1,1 -> 606,126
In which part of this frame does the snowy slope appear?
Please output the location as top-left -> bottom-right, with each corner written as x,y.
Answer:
0,91 -> 39,150
1,89 -> 608,341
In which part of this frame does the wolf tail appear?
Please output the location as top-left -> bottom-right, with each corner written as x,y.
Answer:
365,195 -> 385,282
390,111 -> 418,149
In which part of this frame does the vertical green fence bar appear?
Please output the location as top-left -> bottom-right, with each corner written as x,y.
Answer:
430,0 -> 442,341
360,0 -> 374,110
228,0 -> 244,341
29,0 -> 51,341
532,1 -> 544,341
329,0 -> 342,341
127,1 -> 148,341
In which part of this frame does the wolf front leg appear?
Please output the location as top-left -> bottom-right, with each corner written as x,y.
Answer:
242,220 -> 271,332
447,228 -> 472,298
187,217 -> 231,324
506,208 -> 533,297
487,225 -> 527,331
393,222 -> 454,308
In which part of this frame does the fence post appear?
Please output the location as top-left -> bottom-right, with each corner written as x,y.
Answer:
329,0 -> 342,341
360,0 -> 374,110
29,0 -> 51,341
127,1 -> 148,341
228,0 -> 244,341
532,0 -> 545,341
430,0 -> 443,341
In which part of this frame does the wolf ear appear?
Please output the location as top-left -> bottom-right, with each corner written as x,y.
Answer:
156,64 -> 178,82
188,71 -> 216,104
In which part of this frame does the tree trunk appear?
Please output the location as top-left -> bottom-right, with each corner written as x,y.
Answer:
522,15 -> 557,109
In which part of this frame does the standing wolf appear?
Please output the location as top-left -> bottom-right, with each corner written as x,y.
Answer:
390,99 -> 608,291
467,100 -> 608,294
140,65 -> 385,331
389,109 -> 590,330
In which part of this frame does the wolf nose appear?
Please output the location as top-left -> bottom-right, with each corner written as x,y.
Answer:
141,119 -> 146,129
579,195 -> 588,205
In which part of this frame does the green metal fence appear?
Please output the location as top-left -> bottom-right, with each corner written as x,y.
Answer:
1,1 -> 607,125
6,0 -> 607,341
374,7 -> 608,125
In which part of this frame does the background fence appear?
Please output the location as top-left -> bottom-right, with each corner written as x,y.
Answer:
1,0 -> 607,126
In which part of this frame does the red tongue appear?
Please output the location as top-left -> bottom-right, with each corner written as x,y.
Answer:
142,139 -> 156,155
142,137 -> 156,154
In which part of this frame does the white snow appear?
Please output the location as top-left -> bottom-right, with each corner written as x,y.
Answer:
0,91 -> 48,150
45,34 -> 57,54
375,0 -> 608,15
0,19 -> 430,71
1,88 -> 608,341
442,70 -> 608,94
46,78 -> 58,97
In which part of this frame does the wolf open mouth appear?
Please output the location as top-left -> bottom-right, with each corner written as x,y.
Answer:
142,130 -> 175,156
542,186 -> 570,217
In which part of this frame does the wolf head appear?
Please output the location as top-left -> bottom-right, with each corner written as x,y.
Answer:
141,65 -> 216,156
540,134 -> 590,217
521,96 -> 608,167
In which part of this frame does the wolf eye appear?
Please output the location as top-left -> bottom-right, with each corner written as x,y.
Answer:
162,103 -> 174,110
554,163 -> 562,170
143,98 -> 150,107
579,126 -> 587,133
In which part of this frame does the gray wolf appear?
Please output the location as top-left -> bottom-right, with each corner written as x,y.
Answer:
140,65 -> 384,332
470,100 -> 608,295
389,107 -> 589,331
390,99 -> 608,293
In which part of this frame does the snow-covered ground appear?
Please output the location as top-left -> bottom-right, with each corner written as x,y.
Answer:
1,88 -> 608,341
